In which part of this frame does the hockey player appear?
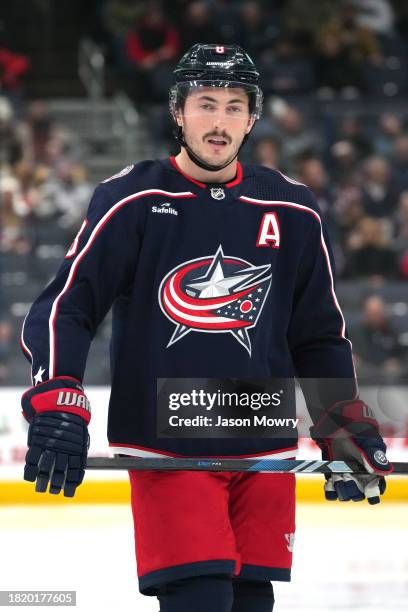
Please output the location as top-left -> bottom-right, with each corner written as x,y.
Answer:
20,44 -> 393,612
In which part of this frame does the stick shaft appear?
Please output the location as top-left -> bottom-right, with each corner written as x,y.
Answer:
86,457 -> 408,474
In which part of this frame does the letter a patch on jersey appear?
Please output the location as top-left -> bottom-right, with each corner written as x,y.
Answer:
256,213 -> 280,248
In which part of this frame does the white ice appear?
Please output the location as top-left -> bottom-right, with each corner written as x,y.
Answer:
1,502 -> 407,612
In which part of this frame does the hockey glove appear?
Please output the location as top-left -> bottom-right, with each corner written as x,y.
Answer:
21,376 -> 91,497
310,399 -> 393,504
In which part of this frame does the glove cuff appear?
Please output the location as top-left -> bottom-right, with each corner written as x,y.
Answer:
22,376 -> 91,425
309,398 -> 393,475
310,398 -> 380,438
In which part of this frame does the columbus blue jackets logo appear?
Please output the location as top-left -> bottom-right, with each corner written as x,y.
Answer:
158,245 -> 272,355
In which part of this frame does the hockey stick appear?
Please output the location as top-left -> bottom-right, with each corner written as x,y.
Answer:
86,457 -> 408,474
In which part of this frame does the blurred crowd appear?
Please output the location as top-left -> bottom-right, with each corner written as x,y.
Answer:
1,0 -> 408,383
249,103 -> 408,282
0,98 -> 92,255
89,0 -> 408,101
0,97 -> 93,381
86,0 -> 408,281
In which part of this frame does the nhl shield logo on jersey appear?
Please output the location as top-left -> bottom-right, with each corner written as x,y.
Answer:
158,245 -> 272,355
210,187 -> 225,200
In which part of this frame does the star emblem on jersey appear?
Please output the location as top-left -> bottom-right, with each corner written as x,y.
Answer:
33,365 -> 46,385
158,245 -> 272,355
210,187 -> 225,200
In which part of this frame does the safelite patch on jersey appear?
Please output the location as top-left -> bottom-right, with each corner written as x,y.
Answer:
158,245 -> 272,355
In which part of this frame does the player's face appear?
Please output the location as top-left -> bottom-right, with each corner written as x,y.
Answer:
178,87 -> 255,168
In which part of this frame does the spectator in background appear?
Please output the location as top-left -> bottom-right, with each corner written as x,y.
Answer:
10,160 -> 37,216
351,294 -> 405,381
260,35 -> 315,96
333,185 -> 365,235
344,216 -> 397,279
251,137 -> 280,169
297,156 -> 342,248
350,0 -> 395,36
0,40 -> 30,95
373,112 -> 404,157
125,1 -> 179,102
270,104 -> 320,174
314,3 -> 381,96
20,163 -> 52,251
11,160 -> 39,248
24,100 -> 54,164
45,122 -> 85,167
393,136 -> 408,192
297,157 -> 333,217
329,140 -> 361,187
0,96 -> 24,166
333,114 -> 373,160
328,115 -> 373,188
361,155 -> 399,217
104,0 -> 145,35
85,0 -> 145,77
34,160 -> 92,235
282,0 -> 338,45
0,319 -> 13,382
0,173 -> 30,254
23,100 -> 84,167
332,185 -> 365,273
339,1 -> 382,61
314,26 -> 363,95
179,1 -> 220,53
235,1 -> 278,61
392,191 -> 408,268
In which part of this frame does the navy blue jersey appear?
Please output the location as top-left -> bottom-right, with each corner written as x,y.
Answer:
20,157 -> 357,458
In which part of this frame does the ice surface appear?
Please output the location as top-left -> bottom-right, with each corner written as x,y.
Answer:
1,503 -> 407,611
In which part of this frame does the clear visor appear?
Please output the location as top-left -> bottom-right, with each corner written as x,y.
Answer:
170,80 -> 263,120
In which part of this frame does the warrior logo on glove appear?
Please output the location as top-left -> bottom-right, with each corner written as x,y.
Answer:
21,377 -> 91,497
56,391 -> 91,415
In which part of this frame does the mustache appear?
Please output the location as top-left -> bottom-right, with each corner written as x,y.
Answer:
203,132 -> 232,144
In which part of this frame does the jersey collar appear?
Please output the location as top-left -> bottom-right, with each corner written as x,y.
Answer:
169,156 -> 243,188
